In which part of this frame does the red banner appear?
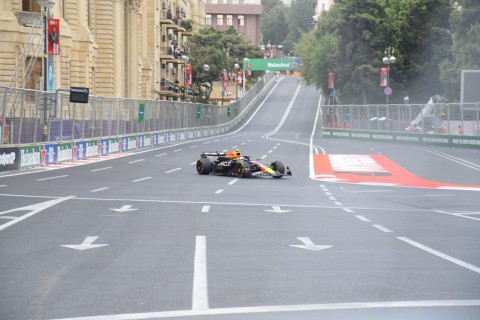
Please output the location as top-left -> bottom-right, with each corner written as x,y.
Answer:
328,72 -> 335,89
247,64 -> 251,76
237,71 -> 243,84
185,65 -> 192,85
48,19 -> 60,55
380,67 -> 388,87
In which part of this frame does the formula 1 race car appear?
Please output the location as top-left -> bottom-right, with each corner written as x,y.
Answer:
196,151 -> 292,178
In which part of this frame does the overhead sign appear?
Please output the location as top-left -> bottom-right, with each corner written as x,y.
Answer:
242,58 -> 296,71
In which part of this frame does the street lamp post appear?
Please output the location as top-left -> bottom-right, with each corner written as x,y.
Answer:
234,63 -> 240,101
181,55 -> 189,101
382,46 -> 396,105
382,47 -> 396,104
203,64 -> 209,104
37,0 -> 55,141
242,58 -> 249,98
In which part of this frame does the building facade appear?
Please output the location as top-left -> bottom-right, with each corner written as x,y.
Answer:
204,0 -> 262,46
313,0 -> 334,25
0,0 -> 204,100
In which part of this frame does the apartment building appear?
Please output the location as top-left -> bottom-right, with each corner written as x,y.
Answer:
204,0 -> 262,45
0,0 -> 204,100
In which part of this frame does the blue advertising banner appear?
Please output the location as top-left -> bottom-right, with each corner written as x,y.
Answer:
43,144 -> 57,166
74,141 -> 87,160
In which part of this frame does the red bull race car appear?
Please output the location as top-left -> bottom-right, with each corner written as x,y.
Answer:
196,150 -> 292,178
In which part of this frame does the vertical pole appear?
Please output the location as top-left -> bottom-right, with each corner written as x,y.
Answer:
386,63 -> 389,105
42,6 -> 48,141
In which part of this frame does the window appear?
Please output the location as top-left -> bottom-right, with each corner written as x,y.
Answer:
206,14 -> 212,26
238,15 -> 244,26
226,15 -> 233,26
22,0 -> 41,12
217,15 -> 223,26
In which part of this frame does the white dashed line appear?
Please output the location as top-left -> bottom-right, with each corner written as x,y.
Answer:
90,187 -> 109,193
215,189 -> 224,194
342,208 -> 354,213
328,196 -> 337,201
129,159 -> 144,164
355,215 -> 370,222
165,168 -> 181,174
228,179 -> 239,185
36,175 -> 69,181
201,205 -> 210,213
174,149 -> 183,152
132,177 -> 152,183
373,225 -> 393,233
155,153 -> 167,157
91,167 -> 112,172
334,201 -> 343,206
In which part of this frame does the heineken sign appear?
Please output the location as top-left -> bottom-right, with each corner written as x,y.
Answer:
242,58 -> 296,71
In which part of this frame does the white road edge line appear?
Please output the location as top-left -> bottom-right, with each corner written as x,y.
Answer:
398,237 -> 480,274
48,300 -> 480,320
192,235 -> 209,310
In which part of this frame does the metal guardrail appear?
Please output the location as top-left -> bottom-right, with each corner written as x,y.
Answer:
322,100 -> 480,136
0,73 -> 274,146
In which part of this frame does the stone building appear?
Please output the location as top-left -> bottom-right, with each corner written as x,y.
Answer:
0,0 -> 204,100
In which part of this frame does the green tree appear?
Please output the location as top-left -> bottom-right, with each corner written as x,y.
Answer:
189,28 -> 261,102
440,0 -> 480,101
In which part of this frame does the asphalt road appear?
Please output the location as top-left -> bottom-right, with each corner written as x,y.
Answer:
1,76 -> 479,320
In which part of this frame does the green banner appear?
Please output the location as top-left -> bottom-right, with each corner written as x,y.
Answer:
139,104 -> 145,122
20,145 -> 41,168
243,58 -> 295,71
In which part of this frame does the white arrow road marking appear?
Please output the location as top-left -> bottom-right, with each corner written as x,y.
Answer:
290,237 -> 333,251
110,205 -> 138,212
265,206 -> 292,213
0,196 -> 75,231
61,236 -> 109,251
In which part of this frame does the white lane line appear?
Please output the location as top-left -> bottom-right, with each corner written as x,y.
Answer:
435,210 -> 480,222
355,215 -> 370,222
91,167 -> 112,172
190,145 -> 198,148
174,149 -> 183,152
36,175 -> 69,181
48,300 -> 480,320
190,162 -> 197,165
373,225 -> 393,233
192,235 -> 209,310
334,201 -> 343,206
155,153 -> 167,157
268,150 -> 273,154
201,205 -> 210,213
165,168 -> 181,174
261,155 -> 267,159
328,196 -> 337,201
215,189 -> 224,194
398,237 -> 480,274
203,142 -> 210,145
128,159 -> 145,164
90,187 -> 109,193
0,185 -> 6,188
132,177 -> 152,183
342,208 -> 354,213
325,192 -> 332,196
228,179 -> 239,185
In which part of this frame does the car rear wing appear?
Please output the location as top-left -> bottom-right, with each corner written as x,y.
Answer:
201,151 -> 227,157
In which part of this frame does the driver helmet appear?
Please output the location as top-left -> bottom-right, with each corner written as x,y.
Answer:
234,148 -> 240,156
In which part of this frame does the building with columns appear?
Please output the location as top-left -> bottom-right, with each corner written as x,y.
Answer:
0,0 -> 204,100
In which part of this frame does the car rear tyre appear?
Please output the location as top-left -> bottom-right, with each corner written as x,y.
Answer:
234,160 -> 251,178
196,158 -> 212,175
